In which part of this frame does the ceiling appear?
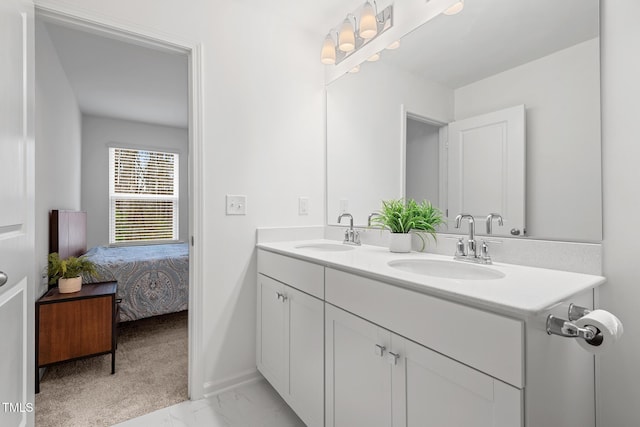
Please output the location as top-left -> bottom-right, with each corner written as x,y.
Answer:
42,21 -> 188,128
39,0 -> 358,129
38,0 -> 367,129
380,0 -> 599,89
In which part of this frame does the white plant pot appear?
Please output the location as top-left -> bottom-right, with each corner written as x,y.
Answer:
389,233 -> 412,253
58,276 -> 82,293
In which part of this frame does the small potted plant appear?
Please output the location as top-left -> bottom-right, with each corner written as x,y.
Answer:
48,252 -> 98,293
370,198 -> 445,253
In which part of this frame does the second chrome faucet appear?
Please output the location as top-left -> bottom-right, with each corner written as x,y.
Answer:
454,213 -> 498,264
338,213 -> 361,245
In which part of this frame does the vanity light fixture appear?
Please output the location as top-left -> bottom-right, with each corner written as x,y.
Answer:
386,40 -> 401,50
367,52 -> 381,62
443,0 -> 464,15
320,2 -> 393,65
359,2 -> 378,39
321,33 -> 337,65
338,16 -> 356,52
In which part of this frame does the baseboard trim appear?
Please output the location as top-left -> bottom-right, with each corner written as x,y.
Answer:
202,369 -> 263,398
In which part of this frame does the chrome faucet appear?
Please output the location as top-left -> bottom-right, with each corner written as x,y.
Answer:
367,212 -> 380,227
453,213 -> 493,264
338,213 -> 361,245
486,213 -> 504,235
455,214 -> 477,258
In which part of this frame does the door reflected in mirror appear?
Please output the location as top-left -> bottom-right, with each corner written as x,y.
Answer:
326,0 -> 601,242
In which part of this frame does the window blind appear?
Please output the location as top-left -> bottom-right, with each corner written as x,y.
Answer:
109,148 -> 179,243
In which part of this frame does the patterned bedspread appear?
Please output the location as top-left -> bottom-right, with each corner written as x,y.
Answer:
83,243 -> 189,322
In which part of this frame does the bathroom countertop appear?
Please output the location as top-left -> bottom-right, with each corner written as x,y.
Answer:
257,239 -> 606,317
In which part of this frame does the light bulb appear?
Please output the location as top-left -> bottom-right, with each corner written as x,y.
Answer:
320,34 -> 336,65
349,64 -> 361,73
443,0 -> 464,15
367,52 -> 381,62
338,18 -> 355,52
386,40 -> 400,50
359,2 -> 378,39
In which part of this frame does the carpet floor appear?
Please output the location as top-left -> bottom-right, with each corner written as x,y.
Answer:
35,311 -> 188,427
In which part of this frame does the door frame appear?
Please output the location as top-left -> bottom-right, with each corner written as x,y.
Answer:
400,105 -> 449,218
34,2 -> 205,400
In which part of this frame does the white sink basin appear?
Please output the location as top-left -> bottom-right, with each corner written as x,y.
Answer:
388,259 -> 505,280
295,243 -> 355,252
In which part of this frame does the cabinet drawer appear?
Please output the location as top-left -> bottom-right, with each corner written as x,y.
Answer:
38,296 -> 113,365
258,250 -> 324,299
325,268 -> 524,388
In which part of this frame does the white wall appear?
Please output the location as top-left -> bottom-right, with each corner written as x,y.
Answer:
80,115 -> 188,248
327,60 -> 453,225
599,1 -> 640,425
34,0 -> 325,397
34,5 -> 639,426
406,119 -> 440,207
34,19 -> 82,296
454,38 -> 601,242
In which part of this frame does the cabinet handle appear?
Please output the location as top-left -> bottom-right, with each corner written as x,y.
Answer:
387,351 -> 400,366
276,291 -> 282,301
280,294 -> 288,302
374,344 -> 386,357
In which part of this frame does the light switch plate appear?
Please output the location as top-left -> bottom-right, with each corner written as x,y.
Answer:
226,195 -> 247,215
298,197 -> 309,215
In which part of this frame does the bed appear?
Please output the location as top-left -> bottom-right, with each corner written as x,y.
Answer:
50,210 -> 189,322
83,243 -> 189,321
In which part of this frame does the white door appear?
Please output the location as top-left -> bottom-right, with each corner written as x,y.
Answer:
448,105 -> 525,237
325,305 -> 392,427
0,0 -> 35,426
287,286 -> 324,427
391,333 -> 522,427
256,274 -> 286,390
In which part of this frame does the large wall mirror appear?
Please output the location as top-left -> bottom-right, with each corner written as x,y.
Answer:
326,0 -> 601,242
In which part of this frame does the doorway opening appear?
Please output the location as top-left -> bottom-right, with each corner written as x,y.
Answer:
33,6 -> 203,425
403,111 -> 448,218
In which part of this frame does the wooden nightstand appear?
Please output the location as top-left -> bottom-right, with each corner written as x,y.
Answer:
35,281 -> 118,393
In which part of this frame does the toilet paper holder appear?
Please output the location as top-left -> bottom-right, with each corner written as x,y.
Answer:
546,304 -> 604,345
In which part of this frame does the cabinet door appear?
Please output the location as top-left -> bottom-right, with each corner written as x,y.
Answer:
256,274 -> 286,390
326,304 -> 392,427
391,334 -> 522,427
287,285 -> 324,427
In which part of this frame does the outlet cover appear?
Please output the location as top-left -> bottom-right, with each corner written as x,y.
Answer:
298,197 -> 309,215
226,195 -> 247,215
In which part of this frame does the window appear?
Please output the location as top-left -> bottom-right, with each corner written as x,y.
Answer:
109,147 -> 179,244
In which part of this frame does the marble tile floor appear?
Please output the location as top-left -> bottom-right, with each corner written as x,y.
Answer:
113,379 -> 306,427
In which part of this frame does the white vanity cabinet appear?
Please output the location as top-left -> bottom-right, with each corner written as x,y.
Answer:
257,252 -> 324,427
325,304 -> 393,427
393,330 -> 521,427
325,296 -> 522,427
256,246 -> 598,427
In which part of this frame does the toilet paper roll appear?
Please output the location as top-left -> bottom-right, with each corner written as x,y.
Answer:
574,309 -> 624,354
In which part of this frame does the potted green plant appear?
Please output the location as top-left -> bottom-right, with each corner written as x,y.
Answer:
370,198 -> 445,253
48,252 -> 98,293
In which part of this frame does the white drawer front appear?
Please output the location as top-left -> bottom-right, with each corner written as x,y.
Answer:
325,268 -> 524,388
258,250 -> 324,299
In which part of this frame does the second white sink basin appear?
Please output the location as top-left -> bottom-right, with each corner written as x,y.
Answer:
295,243 -> 355,252
388,259 -> 505,280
